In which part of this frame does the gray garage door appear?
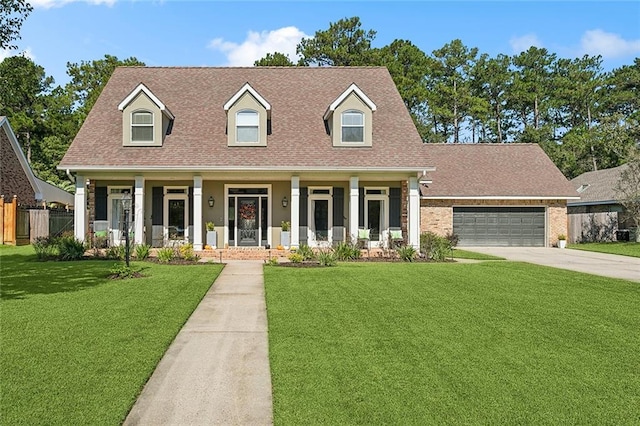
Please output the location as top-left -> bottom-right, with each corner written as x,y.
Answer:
453,207 -> 545,247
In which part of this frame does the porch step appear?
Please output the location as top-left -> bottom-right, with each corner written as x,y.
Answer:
199,248 -> 288,261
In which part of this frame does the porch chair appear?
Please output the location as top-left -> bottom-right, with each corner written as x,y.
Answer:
358,228 -> 371,255
389,228 -> 404,248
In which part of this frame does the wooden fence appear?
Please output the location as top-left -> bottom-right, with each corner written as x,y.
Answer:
568,212 -> 618,243
1,196 -> 74,245
1,195 -> 17,245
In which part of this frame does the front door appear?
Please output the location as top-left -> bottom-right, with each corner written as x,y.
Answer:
308,188 -> 332,247
364,188 -> 389,248
237,197 -> 259,246
164,187 -> 189,245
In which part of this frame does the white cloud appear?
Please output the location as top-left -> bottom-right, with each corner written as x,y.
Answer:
580,29 -> 640,58
0,47 -> 36,62
509,33 -> 543,54
31,0 -> 116,9
208,26 -> 308,66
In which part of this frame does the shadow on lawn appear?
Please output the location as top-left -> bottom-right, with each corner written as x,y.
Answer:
1,253 -> 112,300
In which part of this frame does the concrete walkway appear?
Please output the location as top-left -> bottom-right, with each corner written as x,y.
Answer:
123,261 -> 273,426
469,247 -> 640,282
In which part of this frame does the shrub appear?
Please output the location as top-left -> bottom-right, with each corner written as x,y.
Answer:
32,236 -> 58,260
288,253 -> 303,263
106,245 -> 125,260
396,245 -> 417,262
109,263 -> 140,279
157,247 -> 174,263
178,243 -> 199,261
265,257 -> 278,266
134,244 -> 151,260
297,244 -> 316,261
317,250 -> 337,267
57,235 -> 86,261
420,232 -> 452,262
334,241 -> 362,261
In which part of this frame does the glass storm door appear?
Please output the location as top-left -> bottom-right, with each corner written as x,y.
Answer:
167,199 -> 186,241
237,197 -> 259,246
310,198 -> 331,246
367,199 -> 383,243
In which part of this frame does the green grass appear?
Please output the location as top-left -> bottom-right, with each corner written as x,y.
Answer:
451,248 -> 506,260
569,242 -> 640,258
1,245 -> 223,425
265,263 -> 640,425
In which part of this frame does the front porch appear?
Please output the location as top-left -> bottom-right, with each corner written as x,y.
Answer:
74,173 -> 422,251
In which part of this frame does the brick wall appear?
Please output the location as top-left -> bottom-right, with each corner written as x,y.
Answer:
0,130 -> 36,206
420,198 -> 568,247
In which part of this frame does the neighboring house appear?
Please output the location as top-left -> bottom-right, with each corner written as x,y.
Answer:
420,144 -> 578,247
568,164 -> 631,242
59,67 -> 431,249
1,116 -> 74,207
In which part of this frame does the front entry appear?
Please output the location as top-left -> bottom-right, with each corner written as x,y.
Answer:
227,187 -> 270,247
308,187 -> 333,247
164,187 -> 189,244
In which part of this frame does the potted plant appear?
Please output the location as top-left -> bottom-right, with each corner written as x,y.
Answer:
206,221 -> 217,249
280,220 -> 291,248
557,234 -> 567,249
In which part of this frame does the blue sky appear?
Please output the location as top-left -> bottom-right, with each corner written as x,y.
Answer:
3,1 -> 639,86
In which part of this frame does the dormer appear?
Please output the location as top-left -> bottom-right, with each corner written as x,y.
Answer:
224,83 -> 270,147
324,83 -> 376,147
118,83 -> 174,147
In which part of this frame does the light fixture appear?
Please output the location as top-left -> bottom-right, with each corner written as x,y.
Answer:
208,196 -> 215,208
282,196 -> 288,208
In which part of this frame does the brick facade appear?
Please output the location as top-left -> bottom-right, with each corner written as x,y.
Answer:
0,130 -> 37,206
421,198 -> 568,247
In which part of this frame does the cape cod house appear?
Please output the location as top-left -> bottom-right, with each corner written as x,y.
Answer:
59,67 -> 431,250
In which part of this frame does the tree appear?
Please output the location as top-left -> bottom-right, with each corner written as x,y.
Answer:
65,54 -> 145,121
254,52 -> 295,66
296,16 -> 376,66
616,155 -> 640,241
471,53 -> 512,143
429,39 -> 479,143
371,39 -> 431,140
0,0 -> 32,49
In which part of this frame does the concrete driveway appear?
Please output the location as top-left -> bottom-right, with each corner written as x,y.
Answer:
468,247 -> 640,282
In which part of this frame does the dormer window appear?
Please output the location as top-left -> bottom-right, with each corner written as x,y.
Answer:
236,110 -> 259,143
341,110 -> 364,143
131,111 -> 154,142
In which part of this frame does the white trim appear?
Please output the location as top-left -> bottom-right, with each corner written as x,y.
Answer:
235,109 -> 260,143
130,110 -> 155,143
74,175 -> 87,241
223,83 -> 271,111
117,83 -> 175,119
349,177 -> 359,244
134,176 -> 144,245
107,185 -> 134,246
422,195 -> 580,200
1,117 -> 42,201
60,165 -> 433,173
408,177 -> 420,248
223,184 -> 272,248
324,83 -> 376,120
341,109 -> 365,144
193,176 -> 203,250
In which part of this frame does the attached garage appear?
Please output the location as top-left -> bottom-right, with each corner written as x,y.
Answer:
453,207 -> 545,246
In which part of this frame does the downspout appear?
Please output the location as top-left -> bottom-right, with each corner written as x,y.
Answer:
66,169 -> 76,184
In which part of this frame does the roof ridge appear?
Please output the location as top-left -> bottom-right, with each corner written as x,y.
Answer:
114,65 -> 388,70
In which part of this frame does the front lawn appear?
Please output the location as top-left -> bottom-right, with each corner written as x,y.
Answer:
1,245 -> 223,425
265,262 -> 640,424
569,242 -> 640,258
451,248 -> 506,260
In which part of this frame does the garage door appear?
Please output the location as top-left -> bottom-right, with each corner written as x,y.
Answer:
453,207 -> 545,247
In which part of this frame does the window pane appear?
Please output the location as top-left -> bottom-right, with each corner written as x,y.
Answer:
342,112 -> 363,126
237,111 -> 258,125
237,126 -> 259,142
132,112 -> 153,125
132,126 -> 153,141
342,126 -> 363,142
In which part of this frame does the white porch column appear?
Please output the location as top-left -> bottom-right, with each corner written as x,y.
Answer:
74,175 -> 86,242
193,176 -> 203,251
134,175 -> 144,245
349,176 -> 359,244
409,176 -> 420,248
290,176 -> 300,248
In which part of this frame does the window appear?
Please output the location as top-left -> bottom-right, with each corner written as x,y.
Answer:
131,111 -> 154,142
341,110 -> 364,143
236,110 -> 259,143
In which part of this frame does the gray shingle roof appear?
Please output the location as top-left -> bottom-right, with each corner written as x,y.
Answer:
59,66 -> 429,172
569,164 -> 629,205
420,143 -> 579,199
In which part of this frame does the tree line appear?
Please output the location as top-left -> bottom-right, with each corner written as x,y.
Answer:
256,16 -> 640,179
0,13 -> 638,193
